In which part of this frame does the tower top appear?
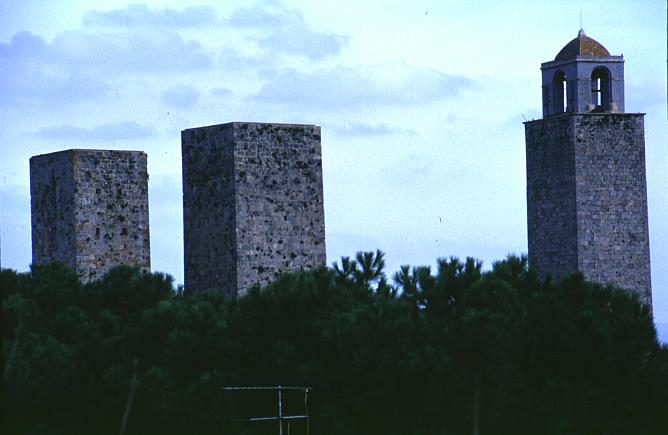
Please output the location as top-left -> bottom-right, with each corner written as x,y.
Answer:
539,30 -> 624,116
555,29 -> 611,61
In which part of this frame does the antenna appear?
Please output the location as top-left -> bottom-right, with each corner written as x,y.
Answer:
223,386 -> 312,435
579,10 -> 583,31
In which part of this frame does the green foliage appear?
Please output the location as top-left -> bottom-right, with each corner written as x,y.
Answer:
1,253 -> 666,435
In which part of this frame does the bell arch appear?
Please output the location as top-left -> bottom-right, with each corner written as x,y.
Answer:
591,67 -> 611,109
553,70 -> 568,114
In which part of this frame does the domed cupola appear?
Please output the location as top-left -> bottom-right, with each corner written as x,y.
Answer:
540,29 -> 625,117
555,29 -> 611,61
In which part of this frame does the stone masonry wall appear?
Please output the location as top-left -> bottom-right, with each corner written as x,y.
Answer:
182,122 -> 326,296
573,114 -> 651,306
525,114 -> 651,306
30,149 -> 150,282
182,124 -> 238,297
525,115 -> 579,280
30,151 -> 77,271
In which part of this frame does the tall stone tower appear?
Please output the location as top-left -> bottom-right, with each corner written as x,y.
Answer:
30,149 -> 151,282
182,122 -> 326,297
525,30 -> 652,307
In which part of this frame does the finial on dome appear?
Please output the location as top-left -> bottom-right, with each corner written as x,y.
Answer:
578,28 -> 586,37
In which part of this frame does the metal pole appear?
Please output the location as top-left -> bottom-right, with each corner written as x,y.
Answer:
278,385 -> 283,435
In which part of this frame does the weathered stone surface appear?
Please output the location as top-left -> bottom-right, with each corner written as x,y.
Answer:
525,115 -> 579,279
525,113 -> 651,307
30,149 -> 151,282
182,122 -> 326,297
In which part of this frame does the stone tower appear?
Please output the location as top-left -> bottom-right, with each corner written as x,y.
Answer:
525,30 -> 651,307
182,122 -> 326,297
30,149 -> 151,282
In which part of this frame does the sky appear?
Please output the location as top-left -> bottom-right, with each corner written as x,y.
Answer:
0,1 -> 666,320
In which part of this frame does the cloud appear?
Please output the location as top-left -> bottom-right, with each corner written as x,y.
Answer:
83,4 -> 217,28
83,2 -> 346,60
226,4 -> 292,28
0,68 -> 110,106
0,29 -> 213,76
258,27 -> 347,60
251,61 -> 476,109
51,29 -> 213,73
215,47 -> 278,73
161,85 -> 200,109
225,2 -> 347,59
0,28 -> 213,108
0,32 -> 109,105
0,30 -> 48,59
37,122 -> 156,142
334,123 -> 411,137
211,87 -> 232,97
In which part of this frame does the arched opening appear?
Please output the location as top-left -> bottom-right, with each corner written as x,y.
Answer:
553,71 -> 567,114
591,67 -> 611,109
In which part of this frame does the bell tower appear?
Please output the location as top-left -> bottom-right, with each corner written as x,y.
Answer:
525,30 -> 652,308
541,29 -> 625,116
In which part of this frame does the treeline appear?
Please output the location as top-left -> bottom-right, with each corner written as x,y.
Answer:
1,252 -> 667,435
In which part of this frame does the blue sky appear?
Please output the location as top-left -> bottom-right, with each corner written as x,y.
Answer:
0,1 -> 666,321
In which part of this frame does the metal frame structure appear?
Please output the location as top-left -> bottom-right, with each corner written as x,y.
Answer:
222,385 -> 311,435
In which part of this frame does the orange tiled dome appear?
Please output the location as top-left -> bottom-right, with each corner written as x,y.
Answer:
555,29 -> 610,61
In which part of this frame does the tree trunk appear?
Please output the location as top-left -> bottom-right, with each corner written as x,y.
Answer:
119,358 -> 139,435
472,373 -> 481,435
2,302 -> 24,435
2,302 -> 22,435
3,320 -> 22,383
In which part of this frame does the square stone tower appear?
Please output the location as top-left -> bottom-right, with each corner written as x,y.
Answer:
182,122 -> 326,296
30,149 -> 150,282
525,30 -> 651,307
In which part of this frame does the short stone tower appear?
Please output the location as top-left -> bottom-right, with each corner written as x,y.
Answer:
30,149 -> 151,282
182,122 -> 326,297
525,30 -> 651,307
